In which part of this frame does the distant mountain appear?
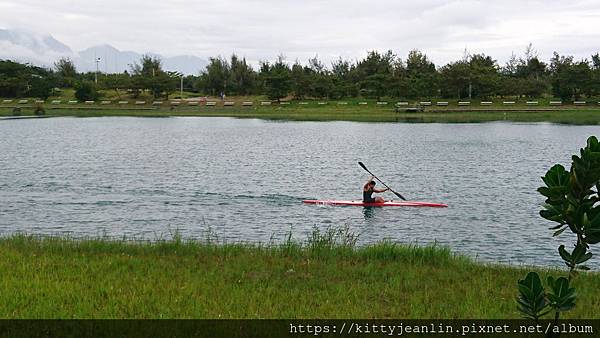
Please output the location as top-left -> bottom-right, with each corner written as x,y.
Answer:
78,45 -> 208,74
0,29 -> 76,67
78,45 -> 147,74
0,29 -> 72,55
163,55 -> 209,75
0,29 -> 208,74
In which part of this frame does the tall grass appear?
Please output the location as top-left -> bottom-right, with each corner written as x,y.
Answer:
0,228 -> 599,318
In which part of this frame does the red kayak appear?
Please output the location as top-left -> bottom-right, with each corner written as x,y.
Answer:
302,200 -> 447,208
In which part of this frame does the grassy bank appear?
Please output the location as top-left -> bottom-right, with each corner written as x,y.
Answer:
0,233 -> 599,319
2,105 -> 600,124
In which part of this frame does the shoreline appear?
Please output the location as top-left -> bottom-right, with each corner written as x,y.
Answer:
2,106 -> 600,124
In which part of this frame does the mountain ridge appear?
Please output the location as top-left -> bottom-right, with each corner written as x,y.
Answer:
0,29 -> 208,75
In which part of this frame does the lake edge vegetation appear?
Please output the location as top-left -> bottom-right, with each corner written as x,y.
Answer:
1,227 -> 600,319
4,106 -> 600,125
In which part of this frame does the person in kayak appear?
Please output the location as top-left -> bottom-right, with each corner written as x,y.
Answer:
363,176 -> 389,203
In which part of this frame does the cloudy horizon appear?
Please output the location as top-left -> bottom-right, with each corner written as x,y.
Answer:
1,0 -> 600,69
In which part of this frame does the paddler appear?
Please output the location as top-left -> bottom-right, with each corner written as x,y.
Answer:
363,176 -> 388,203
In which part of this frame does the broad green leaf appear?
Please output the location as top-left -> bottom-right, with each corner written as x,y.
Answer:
587,136 -> 599,149
585,210 -> 600,244
547,276 -> 576,312
540,204 -> 566,224
552,227 -> 567,237
549,222 -> 566,230
517,272 -> 548,320
570,244 -> 592,264
538,186 -> 568,201
558,245 -> 572,265
585,229 -> 600,244
589,209 -> 600,228
576,252 -> 593,264
541,164 -> 569,188
571,244 -> 586,260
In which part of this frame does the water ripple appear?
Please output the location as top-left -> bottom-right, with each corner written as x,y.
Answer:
0,117 -> 598,268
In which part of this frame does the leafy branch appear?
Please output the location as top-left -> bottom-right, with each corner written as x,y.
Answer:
517,136 -> 600,333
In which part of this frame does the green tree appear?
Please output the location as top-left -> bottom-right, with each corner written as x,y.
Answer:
404,50 -> 438,98
74,81 -> 100,101
291,61 -> 311,99
261,55 -> 292,101
130,55 -> 176,99
387,59 -> 408,99
355,50 -> 395,100
468,54 -> 501,99
330,58 -> 356,98
28,72 -> 55,100
54,57 -> 77,88
0,60 -> 53,99
102,72 -> 132,100
131,55 -> 162,77
499,53 -> 522,97
198,56 -> 229,96
156,71 -> 179,99
439,60 -> 470,98
549,52 -> 592,101
307,56 -> 333,99
439,54 -> 500,99
549,53 -> 575,101
521,77 -> 550,98
519,57 -> 549,98
591,53 -> 600,97
183,74 -> 200,94
0,60 -> 31,97
498,45 -> 550,98
228,54 -> 256,95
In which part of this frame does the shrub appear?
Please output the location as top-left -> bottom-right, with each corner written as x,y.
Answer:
34,103 -> 45,115
74,81 -> 100,102
517,136 -> 600,331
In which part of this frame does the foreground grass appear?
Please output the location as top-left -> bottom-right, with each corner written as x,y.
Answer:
0,233 -> 599,319
2,105 -> 600,124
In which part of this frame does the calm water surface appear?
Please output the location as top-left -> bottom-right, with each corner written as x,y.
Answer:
1,117 -> 598,267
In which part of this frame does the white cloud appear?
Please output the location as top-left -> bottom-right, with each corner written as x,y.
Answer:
1,0 -> 599,68
0,41 -> 74,66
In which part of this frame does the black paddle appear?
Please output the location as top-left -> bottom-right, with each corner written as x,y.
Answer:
358,162 -> 406,200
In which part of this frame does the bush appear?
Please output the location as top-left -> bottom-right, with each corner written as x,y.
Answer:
517,136 -> 600,331
74,81 -> 100,102
34,104 -> 45,115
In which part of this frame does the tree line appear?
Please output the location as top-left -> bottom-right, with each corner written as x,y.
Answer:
1,45 -> 599,102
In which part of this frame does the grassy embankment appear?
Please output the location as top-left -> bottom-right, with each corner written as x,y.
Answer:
2,96 -> 600,124
1,230 -> 599,319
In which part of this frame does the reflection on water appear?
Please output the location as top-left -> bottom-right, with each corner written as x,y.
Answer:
362,207 -> 376,219
0,117 -> 598,268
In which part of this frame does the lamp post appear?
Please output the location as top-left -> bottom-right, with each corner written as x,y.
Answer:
95,57 -> 101,84
172,72 -> 184,98
180,75 -> 184,98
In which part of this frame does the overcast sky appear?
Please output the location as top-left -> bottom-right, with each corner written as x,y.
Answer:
1,0 -> 599,67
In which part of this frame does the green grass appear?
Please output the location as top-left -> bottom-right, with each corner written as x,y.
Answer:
2,94 -> 600,124
2,105 -> 600,124
0,230 -> 599,319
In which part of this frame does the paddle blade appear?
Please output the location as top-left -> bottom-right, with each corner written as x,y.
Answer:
358,162 -> 368,171
392,190 -> 406,200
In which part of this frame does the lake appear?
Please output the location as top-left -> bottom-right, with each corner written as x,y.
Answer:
1,117 -> 598,267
